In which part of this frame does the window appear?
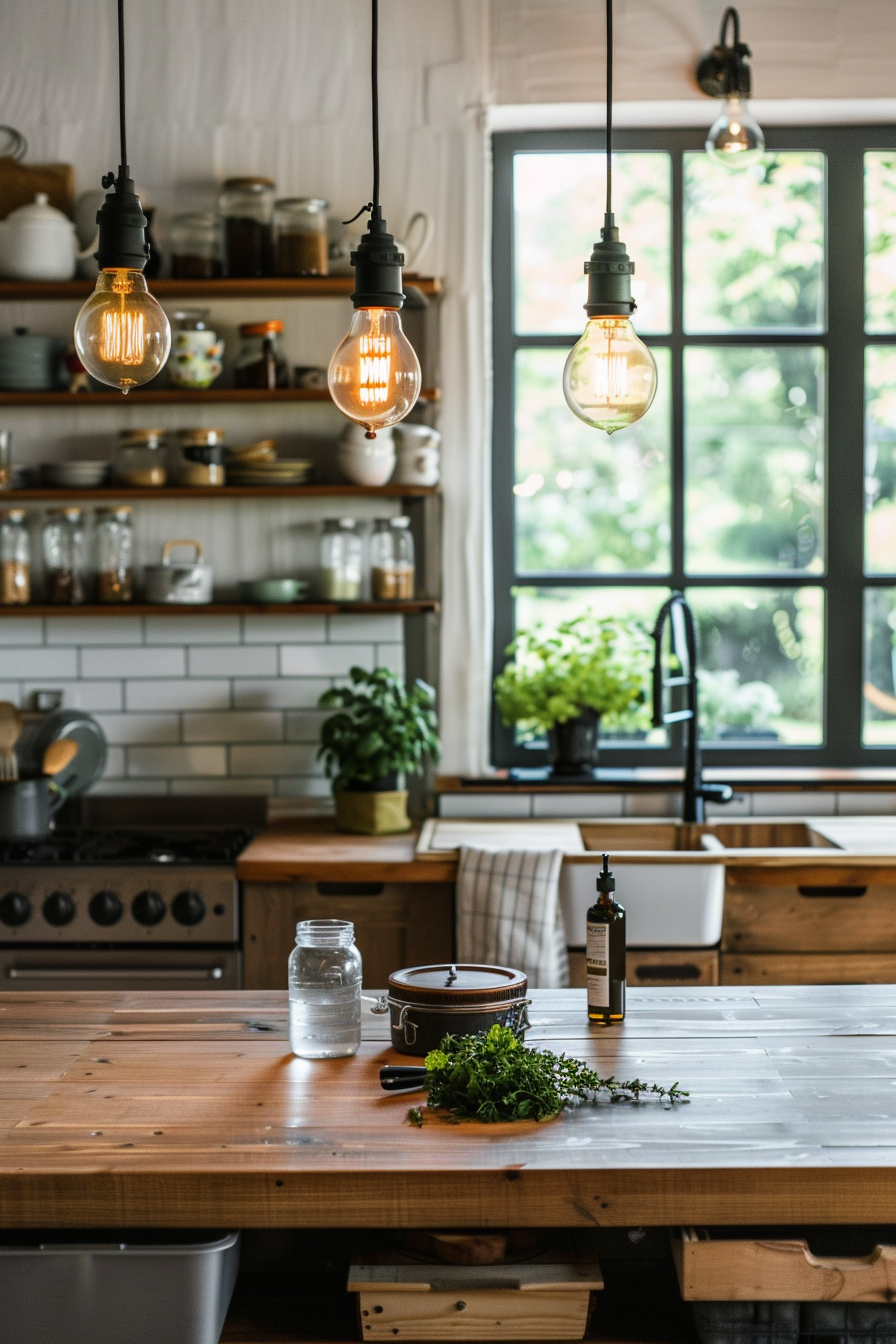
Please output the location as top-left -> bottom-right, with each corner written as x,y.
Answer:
492,127 -> 896,769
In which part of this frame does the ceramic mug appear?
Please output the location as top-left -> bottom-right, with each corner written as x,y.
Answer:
393,424 -> 441,486
337,427 -> 396,486
169,329 -> 224,389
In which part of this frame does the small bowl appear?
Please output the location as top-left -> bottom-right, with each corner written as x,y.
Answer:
238,578 -> 309,604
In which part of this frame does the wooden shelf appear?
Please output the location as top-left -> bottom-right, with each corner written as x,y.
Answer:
0,387 -> 441,406
0,484 -> 439,501
0,600 -> 439,617
0,275 -> 442,301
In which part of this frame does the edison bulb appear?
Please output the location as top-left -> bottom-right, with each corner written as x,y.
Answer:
562,317 -> 657,434
74,269 -> 171,393
706,95 -> 765,166
328,307 -> 421,437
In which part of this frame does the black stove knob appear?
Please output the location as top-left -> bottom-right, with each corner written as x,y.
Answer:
89,890 -> 123,927
43,891 -> 75,927
0,892 -> 31,927
132,890 -> 166,926
171,889 -> 206,926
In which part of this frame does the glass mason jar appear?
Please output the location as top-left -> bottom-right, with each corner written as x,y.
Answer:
169,212 -> 224,279
96,505 -> 134,604
319,518 -> 362,601
234,320 -> 289,389
43,507 -> 86,605
0,508 -> 30,605
115,428 -> 168,487
175,428 -> 226,486
370,516 -> 415,600
288,919 -> 363,1059
218,177 -> 275,277
274,198 -> 329,276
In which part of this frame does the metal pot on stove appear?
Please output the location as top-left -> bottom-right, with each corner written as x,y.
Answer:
373,963 -> 531,1056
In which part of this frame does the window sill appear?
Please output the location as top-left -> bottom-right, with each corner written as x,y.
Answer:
439,768 -> 896,793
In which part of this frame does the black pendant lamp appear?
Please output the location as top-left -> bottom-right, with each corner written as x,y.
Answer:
696,7 -> 765,165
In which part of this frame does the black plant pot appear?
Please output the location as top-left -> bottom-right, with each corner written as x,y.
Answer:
547,709 -> 600,777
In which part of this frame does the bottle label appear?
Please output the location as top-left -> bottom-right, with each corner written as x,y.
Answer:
586,922 -> 609,1009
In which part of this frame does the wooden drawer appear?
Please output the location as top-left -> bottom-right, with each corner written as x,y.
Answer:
673,1227 -> 896,1302
568,949 -> 718,988
722,870 -> 896,954
721,952 -> 896,985
242,881 -> 454,990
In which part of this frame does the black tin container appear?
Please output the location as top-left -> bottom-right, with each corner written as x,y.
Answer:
379,963 -> 530,1056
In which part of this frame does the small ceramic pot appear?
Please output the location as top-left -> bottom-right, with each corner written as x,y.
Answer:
337,427 -> 396,486
0,193 -> 94,281
169,329 -> 225,389
547,708 -> 600,777
144,540 -> 213,604
393,424 -> 441,485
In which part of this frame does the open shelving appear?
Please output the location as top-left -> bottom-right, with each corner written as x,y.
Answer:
0,484 -> 439,501
0,275 -> 442,301
0,600 -> 439,618
0,387 -> 440,406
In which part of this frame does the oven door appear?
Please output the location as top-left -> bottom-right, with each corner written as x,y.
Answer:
0,947 -> 242,990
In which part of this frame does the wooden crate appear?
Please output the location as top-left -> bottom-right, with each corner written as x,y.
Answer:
673,1227 -> 896,1302
568,949 -> 718,989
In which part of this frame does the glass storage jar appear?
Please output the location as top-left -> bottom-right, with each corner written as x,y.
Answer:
0,508 -> 30,605
319,518 -> 362,601
370,516 -> 415,600
218,177 -> 275,277
169,211 -> 224,279
115,428 -> 168,487
43,507 -> 86,605
274,198 -> 329,276
174,428 -> 226,486
288,919 -> 363,1059
96,505 -> 134,604
234,320 -> 289,389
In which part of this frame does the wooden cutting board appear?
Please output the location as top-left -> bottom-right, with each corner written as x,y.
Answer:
0,157 -> 74,219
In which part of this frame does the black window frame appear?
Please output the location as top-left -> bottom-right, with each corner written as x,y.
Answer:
491,124 -> 896,771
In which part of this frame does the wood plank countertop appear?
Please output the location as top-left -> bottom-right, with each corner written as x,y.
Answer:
4,985 -> 896,1229
236,822 -> 455,882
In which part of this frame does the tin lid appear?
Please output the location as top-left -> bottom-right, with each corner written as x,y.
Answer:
0,509 -> 25,522
239,320 -> 284,337
221,176 -> 275,191
388,963 -> 528,1007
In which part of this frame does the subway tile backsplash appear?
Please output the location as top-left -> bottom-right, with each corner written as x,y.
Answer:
0,613 -> 404,801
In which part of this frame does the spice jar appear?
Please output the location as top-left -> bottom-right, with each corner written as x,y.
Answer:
370,516 -> 415,600
169,212 -> 224,279
175,428 -> 226,486
115,428 -> 168,487
43,507 -> 86,605
96,506 -> 134,604
288,919 -> 363,1059
234,321 -> 288,389
274,198 -> 329,276
218,177 -> 275,277
320,518 -> 362,601
0,508 -> 30,605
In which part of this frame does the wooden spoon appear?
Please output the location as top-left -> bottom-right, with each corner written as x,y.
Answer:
42,738 -> 78,777
0,702 -> 22,782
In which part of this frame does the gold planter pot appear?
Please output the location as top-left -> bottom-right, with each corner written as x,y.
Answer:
334,789 -> 411,835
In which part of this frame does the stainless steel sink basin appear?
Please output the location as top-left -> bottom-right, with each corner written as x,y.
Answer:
576,821 -> 840,852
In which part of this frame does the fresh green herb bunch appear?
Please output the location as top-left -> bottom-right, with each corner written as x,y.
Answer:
420,1024 -> 688,1123
493,616 -> 652,737
317,667 -> 441,792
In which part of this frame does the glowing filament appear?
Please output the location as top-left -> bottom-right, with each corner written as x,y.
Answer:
359,332 -> 392,405
99,307 -> 147,367
595,352 -> 627,402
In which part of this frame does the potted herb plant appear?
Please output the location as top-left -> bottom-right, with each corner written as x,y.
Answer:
318,667 -> 441,834
493,616 -> 651,775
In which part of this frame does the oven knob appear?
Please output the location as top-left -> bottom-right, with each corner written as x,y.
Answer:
171,889 -> 206,926
43,892 -> 75,927
132,890 -> 166,926
89,890 -> 123,927
0,892 -> 31,927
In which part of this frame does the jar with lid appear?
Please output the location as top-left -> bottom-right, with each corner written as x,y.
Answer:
115,428 -> 168,487
96,506 -> 134,604
0,508 -> 30,605
370,516 -> 415,600
320,518 -> 362,601
274,198 -> 329,276
288,919 -> 363,1059
218,177 -> 275,277
234,321 -> 288,389
175,428 -> 226,487
169,212 -> 224,279
43,507 -> 86,605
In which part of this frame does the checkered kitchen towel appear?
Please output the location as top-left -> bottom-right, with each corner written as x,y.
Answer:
455,847 -> 570,989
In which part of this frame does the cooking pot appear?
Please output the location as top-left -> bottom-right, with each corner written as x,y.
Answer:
373,963 -> 531,1056
0,192 -> 94,281
144,539 -> 213,604
0,777 -> 66,841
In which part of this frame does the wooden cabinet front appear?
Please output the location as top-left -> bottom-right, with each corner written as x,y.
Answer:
568,948 -> 718,988
722,866 -> 896,954
242,881 -> 454,990
721,952 -> 896,985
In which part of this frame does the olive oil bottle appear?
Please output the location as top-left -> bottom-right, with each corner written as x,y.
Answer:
586,853 -> 626,1025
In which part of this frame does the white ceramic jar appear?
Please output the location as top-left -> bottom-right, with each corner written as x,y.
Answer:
393,424 -> 441,486
336,424 -> 396,486
0,194 -> 93,281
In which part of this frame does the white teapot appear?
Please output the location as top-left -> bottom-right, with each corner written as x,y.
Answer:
0,194 -> 95,281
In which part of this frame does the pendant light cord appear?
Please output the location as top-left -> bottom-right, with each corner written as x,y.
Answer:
117,0 -> 128,172
605,0 -> 612,218
343,0 -> 379,225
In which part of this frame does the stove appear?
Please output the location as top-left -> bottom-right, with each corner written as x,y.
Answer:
0,828 -> 253,991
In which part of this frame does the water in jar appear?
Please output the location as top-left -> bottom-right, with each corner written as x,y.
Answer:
288,919 -> 363,1059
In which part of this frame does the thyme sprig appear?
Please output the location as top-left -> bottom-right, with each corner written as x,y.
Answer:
411,1024 -> 688,1125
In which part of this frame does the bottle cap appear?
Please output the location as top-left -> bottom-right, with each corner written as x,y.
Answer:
596,852 -> 615,894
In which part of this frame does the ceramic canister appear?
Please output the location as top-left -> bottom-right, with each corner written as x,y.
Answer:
337,425 -> 396,486
393,424 -> 441,486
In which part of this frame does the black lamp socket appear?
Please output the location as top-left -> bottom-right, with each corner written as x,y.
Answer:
350,208 -> 406,310
583,215 -> 636,318
94,169 -> 150,272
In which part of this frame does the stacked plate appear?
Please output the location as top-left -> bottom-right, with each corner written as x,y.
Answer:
40,460 -> 110,488
227,455 -> 314,487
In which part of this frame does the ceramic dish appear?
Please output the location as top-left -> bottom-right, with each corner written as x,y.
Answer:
238,578 -> 310,604
40,461 -> 110,487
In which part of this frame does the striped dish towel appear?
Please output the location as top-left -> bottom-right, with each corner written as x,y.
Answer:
455,847 -> 570,989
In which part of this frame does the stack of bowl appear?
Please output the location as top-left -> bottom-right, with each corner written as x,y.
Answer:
40,461 -> 110,488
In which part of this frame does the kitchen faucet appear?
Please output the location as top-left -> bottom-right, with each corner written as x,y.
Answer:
651,592 -> 734,824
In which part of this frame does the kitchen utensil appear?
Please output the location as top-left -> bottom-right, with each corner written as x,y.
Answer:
42,737 -> 78,776
395,210 -> 435,272
40,460 -> 110,488
0,776 -> 66,840
238,578 -> 309,604
0,192 -> 93,281
26,708 -> 107,799
337,427 -> 396,486
0,701 -> 22,781
144,539 -> 214,604
393,424 -> 441,485
375,964 -> 531,1056
0,329 -> 67,391
380,1064 -> 427,1092
226,459 -> 312,485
